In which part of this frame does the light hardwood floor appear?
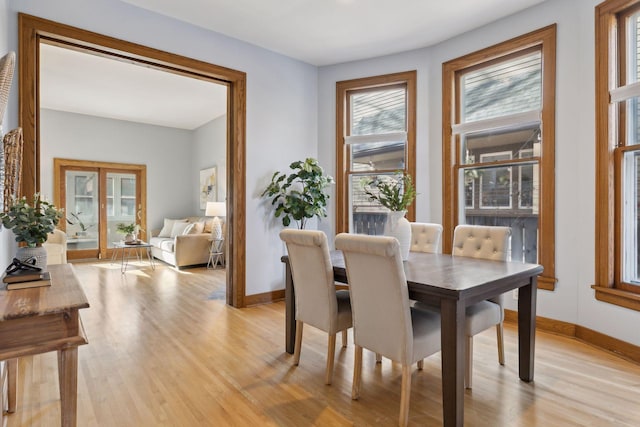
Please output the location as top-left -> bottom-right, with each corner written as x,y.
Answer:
4,261 -> 640,426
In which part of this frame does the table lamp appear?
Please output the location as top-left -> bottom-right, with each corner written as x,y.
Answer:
205,201 -> 226,239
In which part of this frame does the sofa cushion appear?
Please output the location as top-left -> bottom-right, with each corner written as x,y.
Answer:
159,218 -> 187,237
171,221 -> 191,237
150,236 -> 175,252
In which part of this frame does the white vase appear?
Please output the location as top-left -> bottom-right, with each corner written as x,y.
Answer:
384,211 -> 411,261
16,245 -> 48,271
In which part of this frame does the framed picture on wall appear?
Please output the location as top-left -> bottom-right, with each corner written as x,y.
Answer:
199,166 -> 217,209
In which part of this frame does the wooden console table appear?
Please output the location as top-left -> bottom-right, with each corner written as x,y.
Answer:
0,264 -> 89,427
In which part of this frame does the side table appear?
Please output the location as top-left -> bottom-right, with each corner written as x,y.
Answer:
207,238 -> 224,269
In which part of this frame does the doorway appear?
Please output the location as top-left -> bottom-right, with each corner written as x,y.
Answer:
18,14 -> 247,307
54,158 -> 146,261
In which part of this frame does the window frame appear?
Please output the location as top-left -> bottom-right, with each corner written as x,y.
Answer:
442,25 -> 557,290
336,71 -> 417,234
594,0 -> 640,310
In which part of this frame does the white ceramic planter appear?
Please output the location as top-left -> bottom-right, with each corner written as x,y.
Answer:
384,210 -> 411,261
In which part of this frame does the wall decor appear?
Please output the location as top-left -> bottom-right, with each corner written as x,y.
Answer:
3,127 -> 23,210
199,166 -> 217,209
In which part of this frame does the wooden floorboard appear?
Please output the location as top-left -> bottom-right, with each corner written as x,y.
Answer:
3,260 -> 640,426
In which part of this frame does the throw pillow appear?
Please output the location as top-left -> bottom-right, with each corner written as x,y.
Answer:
159,218 -> 186,237
203,218 -> 214,233
189,221 -> 204,234
170,221 -> 191,237
182,223 -> 195,235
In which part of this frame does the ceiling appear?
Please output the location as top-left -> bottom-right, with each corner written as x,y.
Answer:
40,0 -> 547,130
40,43 -> 228,130
121,0 -> 546,66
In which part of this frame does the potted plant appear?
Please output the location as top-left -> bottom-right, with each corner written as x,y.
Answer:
66,211 -> 93,236
261,158 -> 334,229
363,173 -> 417,260
0,193 -> 64,268
116,222 -> 140,242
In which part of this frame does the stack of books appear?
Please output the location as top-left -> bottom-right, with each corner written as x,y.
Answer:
2,269 -> 51,290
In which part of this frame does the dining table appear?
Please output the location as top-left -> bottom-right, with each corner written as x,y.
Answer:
281,250 -> 543,427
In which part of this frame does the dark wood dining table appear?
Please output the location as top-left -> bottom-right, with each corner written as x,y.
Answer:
282,250 -> 543,427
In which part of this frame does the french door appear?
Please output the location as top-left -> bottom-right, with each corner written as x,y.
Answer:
54,159 -> 147,260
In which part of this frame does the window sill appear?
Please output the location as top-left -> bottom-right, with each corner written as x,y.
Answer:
592,285 -> 640,312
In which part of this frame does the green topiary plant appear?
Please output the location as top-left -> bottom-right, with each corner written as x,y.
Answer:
0,193 -> 64,247
261,158 -> 334,229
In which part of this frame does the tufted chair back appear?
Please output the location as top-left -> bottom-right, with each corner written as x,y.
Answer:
452,225 -> 512,262
280,229 -> 347,333
410,222 -> 443,254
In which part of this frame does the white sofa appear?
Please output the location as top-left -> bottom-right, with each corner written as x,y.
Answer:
149,217 -> 214,269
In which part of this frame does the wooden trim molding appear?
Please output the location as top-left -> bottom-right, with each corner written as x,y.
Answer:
244,289 -> 285,307
504,309 -> 640,364
593,0 -> 640,311
335,71 -> 417,234
18,14 -> 247,307
442,25 -> 557,290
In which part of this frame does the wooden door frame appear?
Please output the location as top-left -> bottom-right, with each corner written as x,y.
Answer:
19,14 -> 247,307
54,158 -> 147,261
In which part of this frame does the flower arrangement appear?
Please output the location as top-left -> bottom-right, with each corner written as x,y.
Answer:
261,158 -> 334,229
364,173 -> 417,212
0,193 -> 64,247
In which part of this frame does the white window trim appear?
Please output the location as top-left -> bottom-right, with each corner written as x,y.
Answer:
344,131 -> 407,145
452,110 -> 541,135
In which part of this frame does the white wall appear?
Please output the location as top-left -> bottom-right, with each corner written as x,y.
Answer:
319,0 -> 640,346
192,115 -> 227,211
4,0 -> 319,296
0,0 -> 17,268
40,109 -> 194,233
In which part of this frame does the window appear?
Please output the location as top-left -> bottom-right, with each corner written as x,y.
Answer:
594,0 -> 640,310
443,25 -> 556,290
336,71 -> 416,234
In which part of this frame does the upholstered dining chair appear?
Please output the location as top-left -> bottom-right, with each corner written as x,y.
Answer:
410,222 -> 443,254
43,229 -> 68,265
452,224 -> 511,389
279,229 -> 352,385
335,233 -> 441,427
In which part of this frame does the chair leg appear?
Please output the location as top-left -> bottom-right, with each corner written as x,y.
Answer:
399,364 -> 412,427
326,334 -> 337,385
375,353 -> 382,363
496,322 -> 505,365
293,320 -> 303,366
352,345 -> 363,400
465,336 -> 473,389
342,329 -> 348,348
417,359 -> 424,370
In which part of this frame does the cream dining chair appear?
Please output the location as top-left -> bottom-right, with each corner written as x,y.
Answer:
279,229 -> 352,385
410,222 -> 443,254
335,233 -> 441,427
452,224 -> 511,389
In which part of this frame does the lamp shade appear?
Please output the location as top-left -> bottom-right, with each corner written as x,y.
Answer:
205,201 -> 226,217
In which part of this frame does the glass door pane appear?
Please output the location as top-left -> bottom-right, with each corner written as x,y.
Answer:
65,171 -> 99,251
106,172 -> 137,248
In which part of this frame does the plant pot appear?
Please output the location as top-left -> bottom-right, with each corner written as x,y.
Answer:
124,233 -> 135,243
384,211 -> 411,261
16,245 -> 48,271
